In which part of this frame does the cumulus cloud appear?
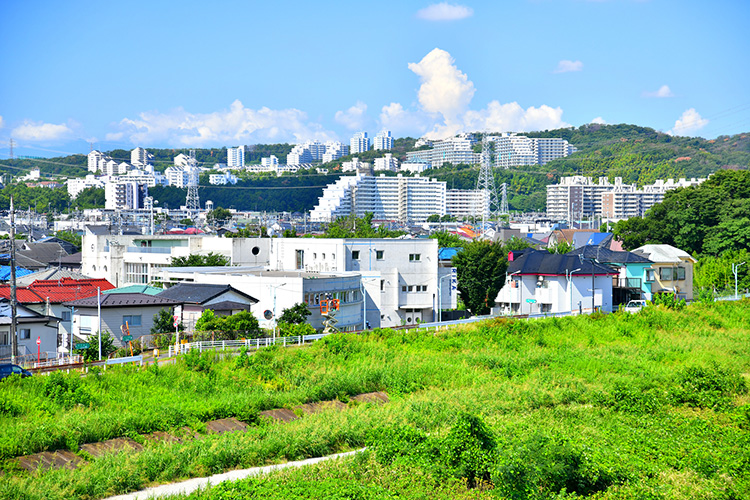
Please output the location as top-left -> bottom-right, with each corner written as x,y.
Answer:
334,101 -> 368,130
553,60 -> 583,73
408,48 -> 475,125
384,48 -> 569,139
669,108 -> 708,136
416,2 -> 473,21
115,100 -> 336,146
12,120 -> 74,142
105,132 -> 124,141
643,85 -> 674,98
591,117 -> 606,124
0,116 -> 4,129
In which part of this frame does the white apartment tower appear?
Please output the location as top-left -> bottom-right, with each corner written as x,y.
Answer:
105,181 -> 148,210
227,146 -> 245,168
374,130 -> 394,150
87,150 -> 109,173
130,147 -> 154,167
350,132 -> 371,154
373,153 -> 399,172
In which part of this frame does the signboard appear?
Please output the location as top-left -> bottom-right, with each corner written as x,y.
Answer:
122,335 -> 133,342
263,309 -> 273,320
75,343 -> 90,350
173,315 -> 179,328
36,337 -> 41,346
525,298 -> 537,304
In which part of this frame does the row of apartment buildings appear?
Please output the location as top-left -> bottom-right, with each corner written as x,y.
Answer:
406,133 -> 577,169
546,176 -> 706,220
310,173 -> 489,222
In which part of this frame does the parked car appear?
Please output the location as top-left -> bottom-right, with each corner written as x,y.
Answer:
623,299 -> 647,314
0,363 -> 32,380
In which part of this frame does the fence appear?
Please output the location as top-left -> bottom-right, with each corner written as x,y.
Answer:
167,333 -> 328,357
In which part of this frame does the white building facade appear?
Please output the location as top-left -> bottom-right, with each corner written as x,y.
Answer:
227,146 -> 245,168
374,130 -> 394,151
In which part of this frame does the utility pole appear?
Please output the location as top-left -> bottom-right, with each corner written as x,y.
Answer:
10,196 -> 18,364
732,262 -> 746,299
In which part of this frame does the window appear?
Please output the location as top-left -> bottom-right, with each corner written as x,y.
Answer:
408,285 -> 414,292
376,250 -> 384,260
123,315 -> 142,327
380,280 -> 385,291
295,249 -> 304,270
61,311 -> 71,322
313,253 -> 317,259
125,263 -> 148,284
322,253 -> 326,260
659,267 -> 673,281
402,286 -> 407,292
676,266 -> 686,280
352,250 -> 360,260
645,269 -> 655,282
19,329 -> 31,340
409,253 -> 421,262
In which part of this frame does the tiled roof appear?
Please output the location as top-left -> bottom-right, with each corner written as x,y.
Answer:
508,249 -> 619,276
63,293 -> 180,308
103,285 -> 163,296
0,278 -> 116,304
157,283 -> 258,304
0,266 -> 34,281
567,245 -> 652,264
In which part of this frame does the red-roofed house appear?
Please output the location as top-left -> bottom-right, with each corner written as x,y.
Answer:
0,278 -> 115,354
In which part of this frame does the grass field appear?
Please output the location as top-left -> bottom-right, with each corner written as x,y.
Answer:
1,300 -> 749,499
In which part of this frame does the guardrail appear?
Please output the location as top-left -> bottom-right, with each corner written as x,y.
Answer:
167,333 -> 329,357
106,355 -> 143,366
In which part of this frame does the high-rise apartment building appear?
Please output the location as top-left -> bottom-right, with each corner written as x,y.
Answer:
105,181 -> 148,210
374,130 -> 394,151
492,133 -> 577,168
131,147 -> 154,167
227,146 -> 245,168
350,132 -> 371,154
373,153 -> 399,172
405,133 -> 479,168
322,141 -> 349,163
88,150 -> 109,173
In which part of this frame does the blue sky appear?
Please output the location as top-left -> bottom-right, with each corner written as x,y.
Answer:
1,0 -> 749,157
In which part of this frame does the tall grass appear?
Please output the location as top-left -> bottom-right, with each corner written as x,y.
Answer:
1,300 -> 749,499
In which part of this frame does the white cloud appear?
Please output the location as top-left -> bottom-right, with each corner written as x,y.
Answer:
334,101 -> 368,130
408,48 -> 475,126
669,108 -> 708,136
116,100 -> 336,146
383,48 -> 569,139
643,85 -> 674,98
12,120 -> 74,142
0,115 -> 4,129
463,101 -> 569,134
416,3 -> 473,21
105,132 -> 124,141
553,60 -> 583,73
591,117 -> 606,124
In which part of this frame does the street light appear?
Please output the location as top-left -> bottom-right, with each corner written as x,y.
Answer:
269,282 -> 287,342
567,268 -> 582,314
732,262 -> 746,299
507,270 -> 521,316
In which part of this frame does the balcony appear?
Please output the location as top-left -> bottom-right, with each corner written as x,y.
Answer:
613,277 -> 642,289
126,247 -> 172,254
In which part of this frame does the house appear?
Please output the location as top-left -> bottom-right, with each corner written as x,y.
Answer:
495,249 -> 619,316
63,293 -> 180,348
0,299 -> 60,361
631,244 -> 697,301
156,283 -> 258,330
0,278 -> 115,354
567,245 -> 653,306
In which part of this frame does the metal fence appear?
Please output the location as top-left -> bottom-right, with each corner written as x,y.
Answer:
167,333 -> 329,357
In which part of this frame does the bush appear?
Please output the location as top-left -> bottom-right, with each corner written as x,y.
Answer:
441,413 -> 497,487
671,363 -> 747,410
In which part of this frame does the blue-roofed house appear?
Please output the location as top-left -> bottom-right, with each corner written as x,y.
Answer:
0,266 -> 34,281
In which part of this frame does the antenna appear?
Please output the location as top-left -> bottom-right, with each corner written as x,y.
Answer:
476,136 -> 501,226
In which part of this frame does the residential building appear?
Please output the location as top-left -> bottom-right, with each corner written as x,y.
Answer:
569,245 -> 653,306
373,153 -> 399,172
156,283 -> 258,330
64,293 -> 180,348
208,172 -> 238,185
374,130 -> 394,151
400,162 -> 431,174
164,166 -> 189,187
0,300 -> 60,360
494,249 -> 618,315
631,244 -> 697,301
491,134 -> 577,168
547,176 -> 707,220
261,155 -> 279,169
446,189 -> 489,219
227,146 -> 245,168
130,147 -> 154,167
310,173 -> 447,223
350,132 -> 370,154
87,150 -> 109,173
322,141 -> 349,163
341,157 -> 371,174
105,181 -> 148,210
67,175 -> 105,199
405,133 -> 479,168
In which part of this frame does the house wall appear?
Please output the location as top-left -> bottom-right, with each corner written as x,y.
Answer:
496,274 -> 614,315
648,260 -> 694,301
0,321 -> 59,356
72,305 -> 170,347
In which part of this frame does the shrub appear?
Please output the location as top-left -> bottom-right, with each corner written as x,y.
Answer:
441,413 -> 497,488
671,363 -> 747,410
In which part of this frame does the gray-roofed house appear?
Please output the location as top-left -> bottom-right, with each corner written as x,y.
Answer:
157,283 -> 258,329
631,244 -> 697,301
0,299 -> 61,361
495,249 -> 619,316
63,293 -> 180,348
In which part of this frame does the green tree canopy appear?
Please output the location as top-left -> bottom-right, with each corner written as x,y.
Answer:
452,237 -> 530,315
206,207 -> 232,224
170,252 -> 230,267
278,302 -> 312,324
429,230 -> 464,248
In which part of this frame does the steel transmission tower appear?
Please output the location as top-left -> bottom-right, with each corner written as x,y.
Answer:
500,182 -> 509,215
185,149 -> 201,219
476,136 -> 501,225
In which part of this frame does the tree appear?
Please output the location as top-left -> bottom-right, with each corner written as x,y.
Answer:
170,252 -> 230,267
55,230 -> 82,249
278,302 -> 312,324
206,207 -> 232,224
151,308 -> 183,334
72,187 -> 105,209
429,230 -> 463,248
194,309 -> 261,340
452,238 -> 530,315
73,331 -> 117,362
547,240 -> 573,254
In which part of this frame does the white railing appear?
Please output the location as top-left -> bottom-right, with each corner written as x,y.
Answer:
167,333 -> 329,357
30,354 -> 83,369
